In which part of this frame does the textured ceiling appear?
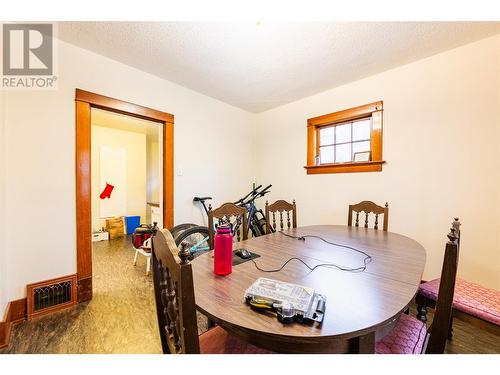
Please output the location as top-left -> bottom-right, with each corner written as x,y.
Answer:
59,22 -> 500,113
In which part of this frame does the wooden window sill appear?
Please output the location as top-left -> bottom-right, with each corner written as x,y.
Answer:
304,160 -> 386,174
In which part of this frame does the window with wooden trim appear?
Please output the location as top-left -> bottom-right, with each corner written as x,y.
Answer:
305,101 -> 385,174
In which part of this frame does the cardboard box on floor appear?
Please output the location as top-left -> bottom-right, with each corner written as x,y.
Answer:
106,217 -> 125,239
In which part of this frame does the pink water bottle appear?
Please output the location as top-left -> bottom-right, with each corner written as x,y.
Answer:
214,225 -> 233,275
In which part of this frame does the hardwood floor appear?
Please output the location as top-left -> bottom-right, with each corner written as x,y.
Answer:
407,304 -> 500,354
0,236 -> 161,354
0,237 -> 497,354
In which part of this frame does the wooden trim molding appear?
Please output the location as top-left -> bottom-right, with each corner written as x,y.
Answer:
163,119 -> 174,229
305,160 -> 386,174
0,298 -> 27,349
76,100 -> 92,289
305,101 -> 384,174
75,89 -> 174,302
75,89 -> 174,124
307,101 -> 383,127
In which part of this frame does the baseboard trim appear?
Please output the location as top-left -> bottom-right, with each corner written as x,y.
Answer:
77,276 -> 93,302
0,298 -> 27,349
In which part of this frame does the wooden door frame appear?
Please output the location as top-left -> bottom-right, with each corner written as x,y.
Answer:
75,89 -> 174,302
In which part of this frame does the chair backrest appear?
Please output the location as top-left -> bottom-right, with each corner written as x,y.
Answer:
265,200 -> 297,234
424,220 -> 461,354
152,229 -> 200,354
348,201 -> 389,231
208,202 -> 248,250
452,217 -> 461,245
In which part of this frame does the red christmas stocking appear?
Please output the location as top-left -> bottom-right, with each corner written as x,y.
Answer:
99,182 -> 115,199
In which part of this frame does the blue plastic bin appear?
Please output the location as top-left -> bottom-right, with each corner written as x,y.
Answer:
125,216 -> 141,235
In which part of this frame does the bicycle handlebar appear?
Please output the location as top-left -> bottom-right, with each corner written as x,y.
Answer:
195,184 -> 271,209
234,184 -> 262,205
241,184 -> 272,206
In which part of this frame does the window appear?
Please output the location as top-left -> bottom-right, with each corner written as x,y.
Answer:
305,101 -> 385,174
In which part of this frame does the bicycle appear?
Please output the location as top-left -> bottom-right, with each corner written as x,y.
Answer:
170,184 -> 273,258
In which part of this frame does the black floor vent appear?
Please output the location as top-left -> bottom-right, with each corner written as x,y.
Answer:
27,275 -> 77,319
33,281 -> 72,311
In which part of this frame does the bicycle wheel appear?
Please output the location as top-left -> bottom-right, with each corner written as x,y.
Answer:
255,218 -> 269,235
249,221 -> 263,237
169,223 -> 198,242
175,226 -> 210,258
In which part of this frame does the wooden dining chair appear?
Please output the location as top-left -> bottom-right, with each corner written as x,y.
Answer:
208,202 -> 247,250
265,200 -> 297,234
416,219 -> 499,338
375,223 -> 459,354
348,201 -> 389,231
151,228 -> 272,354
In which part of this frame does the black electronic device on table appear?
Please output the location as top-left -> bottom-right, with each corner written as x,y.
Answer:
232,249 -> 260,266
235,248 -> 252,259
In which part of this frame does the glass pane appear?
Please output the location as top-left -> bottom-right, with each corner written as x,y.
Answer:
319,127 -> 334,146
352,119 -> 371,141
335,123 -> 351,144
335,143 -> 351,163
352,140 -> 371,154
320,145 -> 334,164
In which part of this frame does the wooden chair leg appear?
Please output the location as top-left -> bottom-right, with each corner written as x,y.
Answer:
416,295 -> 428,322
355,332 -> 375,353
448,316 -> 454,340
416,304 -> 428,322
207,318 -> 216,329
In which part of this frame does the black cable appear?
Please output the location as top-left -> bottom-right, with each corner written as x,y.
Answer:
279,232 -> 373,260
251,232 -> 372,273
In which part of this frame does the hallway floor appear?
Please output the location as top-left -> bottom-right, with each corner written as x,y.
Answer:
1,237 -> 162,353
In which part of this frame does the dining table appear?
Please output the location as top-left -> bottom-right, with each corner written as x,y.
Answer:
190,225 -> 426,353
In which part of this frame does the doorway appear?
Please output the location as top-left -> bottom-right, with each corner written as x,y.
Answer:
75,89 -> 174,302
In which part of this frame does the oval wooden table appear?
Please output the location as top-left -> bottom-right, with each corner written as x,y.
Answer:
191,225 -> 426,353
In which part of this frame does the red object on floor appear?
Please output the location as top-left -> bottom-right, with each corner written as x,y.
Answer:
99,182 -> 114,199
132,225 -> 153,249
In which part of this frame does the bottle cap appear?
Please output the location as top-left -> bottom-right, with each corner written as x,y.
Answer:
216,225 -> 231,234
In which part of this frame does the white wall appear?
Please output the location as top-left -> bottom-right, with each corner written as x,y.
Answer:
0,89 -> 7,316
91,126 -> 147,231
1,38 -> 256,309
147,140 -> 160,204
146,139 -> 160,224
255,35 -> 500,289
